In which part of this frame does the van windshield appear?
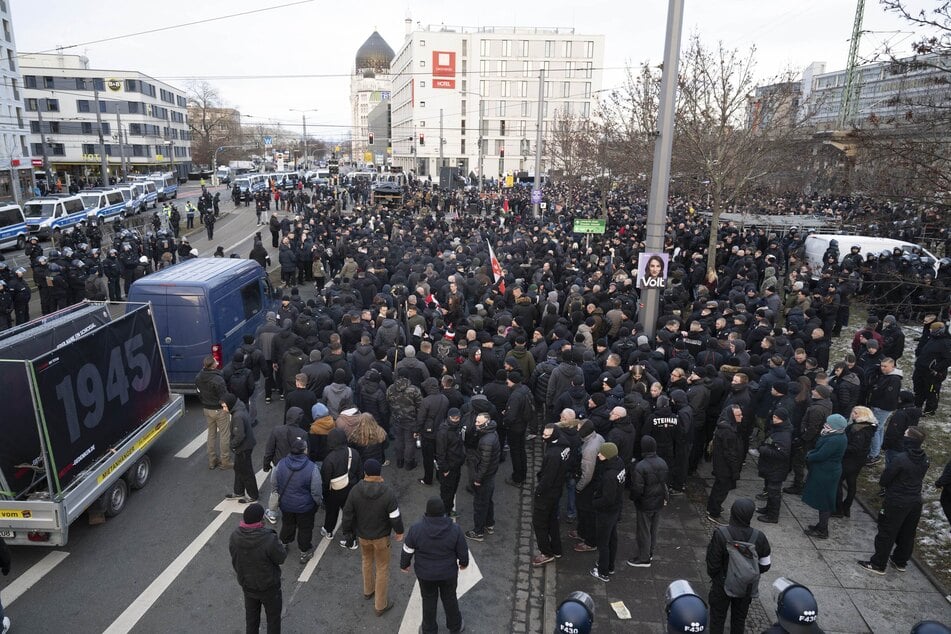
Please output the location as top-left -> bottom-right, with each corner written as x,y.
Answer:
79,193 -> 102,209
119,189 -> 132,201
24,201 -> 55,218
235,178 -> 250,190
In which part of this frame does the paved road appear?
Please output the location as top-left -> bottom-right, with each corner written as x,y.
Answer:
0,283 -> 526,634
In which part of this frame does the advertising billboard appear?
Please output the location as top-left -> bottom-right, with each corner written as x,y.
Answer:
432,51 -> 456,89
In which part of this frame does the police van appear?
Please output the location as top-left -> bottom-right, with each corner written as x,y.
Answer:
233,173 -> 268,199
126,179 -> 158,210
79,188 -> 127,222
0,203 -> 27,251
148,172 -> 178,201
23,195 -> 88,239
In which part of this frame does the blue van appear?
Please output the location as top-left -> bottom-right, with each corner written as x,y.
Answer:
0,203 -> 27,251
127,258 -> 277,391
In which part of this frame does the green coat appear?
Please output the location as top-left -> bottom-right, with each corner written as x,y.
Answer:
802,432 -> 847,512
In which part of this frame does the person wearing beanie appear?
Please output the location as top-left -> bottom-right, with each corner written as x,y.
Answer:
589,441 -> 625,582
224,393 -> 259,504
860,426 -> 930,575
323,368 -> 355,419
340,458 -> 405,617
502,368 -> 533,487
261,407 -> 308,524
400,496 -> 469,634
573,420 -> 605,553
755,409 -> 793,524
229,501 -> 287,633
254,307 -> 285,403
913,319 -> 950,416
801,414 -> 848,539
435,408 -> 466,517
396,342 -> 432,389
881,390 -> 922,468
626,435 -> 669,568
880,314 -> 905,360
271,437 -> 323,563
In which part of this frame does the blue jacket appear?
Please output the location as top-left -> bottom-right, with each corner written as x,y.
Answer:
274,454 -> 323,513
400,515 -> 469,581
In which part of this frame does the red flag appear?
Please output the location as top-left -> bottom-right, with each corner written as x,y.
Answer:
503,197 -> 509,212
487,240 -> 505,294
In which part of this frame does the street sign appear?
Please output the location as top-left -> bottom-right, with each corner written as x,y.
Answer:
573,218 -> 606,234
263,136 -> 272,147
531,189 -> 542,204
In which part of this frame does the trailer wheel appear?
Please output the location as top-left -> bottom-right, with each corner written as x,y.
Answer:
104,479 -> 129,518
126,455 -> 151,490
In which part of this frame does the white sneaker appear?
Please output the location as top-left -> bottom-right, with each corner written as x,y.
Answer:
321,527 -> 333,540
264,510 -> 279,525
748,448 -> 760,458
2,615 -> 10,634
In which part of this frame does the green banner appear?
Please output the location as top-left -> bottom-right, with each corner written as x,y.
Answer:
573,218 -> 606,234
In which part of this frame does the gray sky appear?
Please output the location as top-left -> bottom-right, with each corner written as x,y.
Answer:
12,0 -> 929,142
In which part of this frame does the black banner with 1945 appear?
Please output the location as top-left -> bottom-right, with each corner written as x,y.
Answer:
32,308 -> 170,490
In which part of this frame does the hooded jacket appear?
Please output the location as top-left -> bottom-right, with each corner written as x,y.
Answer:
592,455 -> 626,513
321,428 -> 363,493
418,377 -> 450,439
195,367 -> 227,409
883,398 -> 921,453
831,370 -> 862,416
474,419 -> 501,483
607,415 -> 637,471
712,411 -> 743,483
435,417 -> 466,473
757,417 -> 792,482
340,476 -> 404,540
322,381 -> 355,419
705,498 -> 772,588
503,383 -> 535,433
229,523 -> 286,593
800,396 -> 833,446
274,453 -> 323,513
400,513 -> 469,581
387,376 -> 422,425
535,431 -> 571,499
228,400 -> 256,454
357,373 -> 390,425
546,361 -> 584,409
842,419 -> 877,469
263,409 -> 307,470
631,436 -> 668,511
868,368 -> 903,411
881,440 -> 930,507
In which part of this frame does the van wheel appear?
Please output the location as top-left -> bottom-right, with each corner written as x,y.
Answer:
104,479 -> 129,517
16,235 -> 25,250
125,455 -> 151,490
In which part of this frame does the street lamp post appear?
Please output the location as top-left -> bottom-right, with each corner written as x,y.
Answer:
289,108 -> 319,170
458,90 -> 485,193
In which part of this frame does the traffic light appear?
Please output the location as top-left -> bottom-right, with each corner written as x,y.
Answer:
368,133 -> 374,145
419,133 -> 425,146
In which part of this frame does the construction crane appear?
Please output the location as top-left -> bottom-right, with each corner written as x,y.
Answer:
838,0 -> 867,128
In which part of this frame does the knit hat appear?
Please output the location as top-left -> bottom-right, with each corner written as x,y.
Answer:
243,503 -> 265,524
447,408 -> 461,418
773,408 -> 790,423
425,496 -> 446,517
641,435 -> 657,454
364,459 -> 382,476
825,413 -> 848,431
404,345 -> 416,357
883,315 -> 896,325
772,381 -> 788,396
221,393 -> 238,409
591,392 -> 607,407
599,442 -> 618,459
508,370 -> 523,384
312,402 -> 329,419
266,311 -> 277,322
309,349 -> 322,362
814,385 -> 833,399
905,426 -> 925,444
333,368 -> 346,383
290,438 -> 308,454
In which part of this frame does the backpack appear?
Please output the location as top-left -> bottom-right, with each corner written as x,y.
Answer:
569,392 -> 588,419
718,526 -> 762,598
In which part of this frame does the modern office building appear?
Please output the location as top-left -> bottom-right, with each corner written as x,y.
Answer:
21,53 -> 191,185
366,98 -> 391,166
351,31 -> 394,164
0,2 -> 33,203
389,22 -> 605,179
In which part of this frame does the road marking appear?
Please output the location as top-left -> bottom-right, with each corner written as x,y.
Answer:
104,469 -> 269,633
0,550 -> 69,607
174,430 -> 207,459
398,550 -> 482,634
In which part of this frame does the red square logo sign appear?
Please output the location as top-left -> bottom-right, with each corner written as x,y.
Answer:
432,51 -> 456,77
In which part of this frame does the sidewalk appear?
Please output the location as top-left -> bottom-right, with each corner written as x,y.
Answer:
552,453 -> 951,633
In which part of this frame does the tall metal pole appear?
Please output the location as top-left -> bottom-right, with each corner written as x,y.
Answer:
302,113 -> 307,170
116,110 -> 127,180
93,86 -> 110,184
439,108 -> 444,170
477,99 -> 484,194
35,105 -> 53,187
640,0 -> 685,338
532,67 -> 545,218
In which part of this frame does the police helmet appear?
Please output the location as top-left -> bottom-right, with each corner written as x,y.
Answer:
940,258 -> 951,269
829,239 -> 839,247
666,580 -> 707,633
880,250 -> 891,258
139,255 -> 149,264
62,247 -> 73,258
30,235 -> 38,242
774,578 -> 819,634
851,244 -> 861,251
122,244 -> 132,252
555,591 -> 595,634
15,267 -> 26,275
77,243 -> 89,252
48,249 -> 61,259
0,262 -> 6,271
90,248 -> 100,257
109,248 -> 118,256
48,263 -> 62,273
71,259 -> 85,268
37,255 -> 48,265
911,622 -> 951,634
0,279 -> 5,287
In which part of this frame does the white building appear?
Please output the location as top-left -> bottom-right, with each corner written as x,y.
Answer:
21,53 -> 191,185
0,1 -> 33,203
351,31 -> 394,164
390,22 -> 605,179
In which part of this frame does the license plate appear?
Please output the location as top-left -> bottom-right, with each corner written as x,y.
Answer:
0,530 -> 14,538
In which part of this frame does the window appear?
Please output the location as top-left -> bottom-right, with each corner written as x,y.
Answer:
25,75 -> 36,89
77,100 -> 90,112
460,139 -> 466,154
521,40 -> 529,56
82,122 -> 93,134
43,76 -> 54,88
75,77 -> 87,90
563,82 -> 570,98
419,101 -> 426,108
93,78 -> 104,91
32,143 -> 64,156
584,62 -> 593,78
544,82 -> 551,98
45,99 -> 59,112
240,281 -> 263,320
523,61 -> 530,77
518,120 -> 527,136
480,39 -> 489,56
461,99 -> 466,113
125,79 -> 138,92
132,145 -> 150,157
497,60 -> 506,77
480,80 -> 486,96
128,101 -> 140,114
544,40 -> 554,57
462,39 -> 468,56
566,61 -> 573,78
461,119 -> 466,135
30,120 -> 39,133
585,82 -> 592,98
582,102 -> 590,118
501,81 -> 510,97
502,40 -> 510,57
496,140 -> 504,155
419,120 -> 425,127
419,60 -> 426,67
521,101 -> 529,117
419,39 -> 426,47
25,98 -> 37,112
461,59 -> 467,74
480,60 -> 487,75
499,120 -> 506,136
562,41 -> 572,57
129,123 -> 142,135
585,41 -> 595,58
461,79 -> 467,92
520,81 -> 528,97
497,100 -> 505,116
543,60 -> 550,74
420,80 -> 426,88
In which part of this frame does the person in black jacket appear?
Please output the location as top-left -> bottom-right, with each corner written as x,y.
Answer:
400,497 -> 469,634
417,377 -> 449,486
607,407 -> 636,482
706,498 -> 772,634
321,429 -> 363,545
196,355 -> 232,470
756,408 -> 792,523
859,426 -> 930,575
881,390 -> 921,468
503,371 -> 534,486
912,322 -> 951,415
531,424 -> 571,566
229,503 -> 287,634
835,406 -> 877,518
590,442 -> 625,582
465,413 -> 500,542
707,405 -> 743,524
626,435 -> 668,568
435,409 -> 466,517
936,458 -> 951,528
224,394 -> 258,504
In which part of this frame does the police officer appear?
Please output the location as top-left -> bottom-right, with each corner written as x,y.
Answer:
204,207 -> 216,241
47,262 -> 69,311
11,267 -> 31,325
0,279 -> 13,331
185,201 -> 196,229
764,577 -> 823,633
24,235 -> 43,265
103,248 -> 122,301
169,205 -> 181,238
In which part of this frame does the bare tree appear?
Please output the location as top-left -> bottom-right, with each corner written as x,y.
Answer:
186,80 -> 243,167
674,36 -> 811,271
545,108 -> 599,204
596,62 -> 661,181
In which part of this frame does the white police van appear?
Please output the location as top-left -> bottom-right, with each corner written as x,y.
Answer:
79,188 -> 127,222
23,195 -> 88,239
0,202 -> 27,251
126,179 -> 158,210
148,172 -> 178,201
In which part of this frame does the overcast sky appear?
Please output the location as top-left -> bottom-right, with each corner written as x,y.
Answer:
12,0 -> 931,143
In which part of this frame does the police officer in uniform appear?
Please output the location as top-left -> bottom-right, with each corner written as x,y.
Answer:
11,267 -> 31,325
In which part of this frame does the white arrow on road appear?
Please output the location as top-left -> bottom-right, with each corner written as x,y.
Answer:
398,551 -> 482,634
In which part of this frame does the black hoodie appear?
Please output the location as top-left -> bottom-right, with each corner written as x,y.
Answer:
880,440 -> 930,506
631,436 -> 668,511
705,498 -> 772,585
535,431 -> 571,499
592,455 -> 625,513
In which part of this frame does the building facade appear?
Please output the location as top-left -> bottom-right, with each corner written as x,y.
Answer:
351,31 -> 394,165
366,99 -> 391,166
21,53 -> 191,185
0,1 -> 33,203
390,23 -> 605,179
